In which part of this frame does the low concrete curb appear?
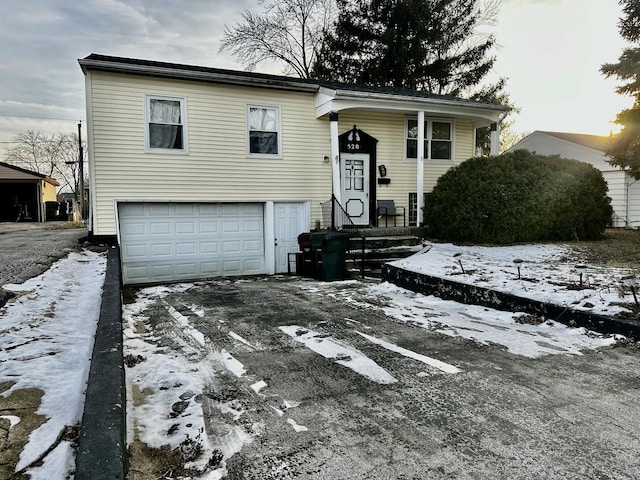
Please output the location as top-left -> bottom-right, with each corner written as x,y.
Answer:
75,246 -> 126,479
382,264 -> 640,340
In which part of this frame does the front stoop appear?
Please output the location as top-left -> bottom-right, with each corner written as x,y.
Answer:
382,263 -> 640,340
347,229 -> 426,278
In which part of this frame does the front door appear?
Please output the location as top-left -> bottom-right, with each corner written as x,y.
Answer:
341,153 -> 370,226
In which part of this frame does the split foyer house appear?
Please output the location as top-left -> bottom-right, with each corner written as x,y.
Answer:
508,131 -> 640,229
79,53 -> 508,285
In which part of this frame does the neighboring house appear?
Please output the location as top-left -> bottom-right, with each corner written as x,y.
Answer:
0,162 -> 59,222
79,53 -> 508,285
507,131 -> 640,228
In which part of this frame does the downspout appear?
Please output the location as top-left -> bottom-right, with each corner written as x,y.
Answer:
329,112 -> 341,205
417,111 -> 425,226
626,175 -> 638,227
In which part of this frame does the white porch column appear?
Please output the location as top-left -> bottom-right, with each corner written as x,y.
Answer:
329,112 -> 341,204
490,122 -> 501,156
416,110 -> 425,226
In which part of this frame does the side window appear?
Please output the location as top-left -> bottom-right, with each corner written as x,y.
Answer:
430,121 -> 452,160
146,95 -> 187,153
405,117 -> 453,161
247,105 -> 281,156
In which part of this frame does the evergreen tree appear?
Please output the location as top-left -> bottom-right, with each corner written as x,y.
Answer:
312,0 -> 499,97
601,0 -> 640,179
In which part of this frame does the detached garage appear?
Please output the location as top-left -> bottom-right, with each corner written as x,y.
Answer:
118,201 -> 308,285
0,162 -> 59,222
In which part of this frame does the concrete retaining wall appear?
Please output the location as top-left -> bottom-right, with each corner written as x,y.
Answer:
382,263 -> 640,339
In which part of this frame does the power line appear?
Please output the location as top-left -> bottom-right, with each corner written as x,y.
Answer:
0,113 -> 83,122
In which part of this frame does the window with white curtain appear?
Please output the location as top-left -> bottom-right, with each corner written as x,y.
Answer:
405,117 -> 453,161
247,105 -> 281,156
145,95 -> 187,153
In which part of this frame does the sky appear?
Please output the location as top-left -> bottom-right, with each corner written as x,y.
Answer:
0,0 -> 632,160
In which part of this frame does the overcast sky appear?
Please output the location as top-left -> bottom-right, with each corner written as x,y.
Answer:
0,0 -> 631,157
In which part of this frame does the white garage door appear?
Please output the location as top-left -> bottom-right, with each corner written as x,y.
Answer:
119,202 -> 266,285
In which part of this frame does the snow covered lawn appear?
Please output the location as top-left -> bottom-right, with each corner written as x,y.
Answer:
0,249 -> 106,479
389,242 -> 640,317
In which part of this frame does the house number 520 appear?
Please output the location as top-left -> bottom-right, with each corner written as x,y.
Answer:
346,143 -> 360,150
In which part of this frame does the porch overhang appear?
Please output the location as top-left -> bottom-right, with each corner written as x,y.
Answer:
315,86 -> 509,126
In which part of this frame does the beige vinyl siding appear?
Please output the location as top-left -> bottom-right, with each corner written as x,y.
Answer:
337,111 -> 475,215
88,72 -> 332,235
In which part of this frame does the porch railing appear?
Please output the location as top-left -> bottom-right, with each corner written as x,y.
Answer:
320,195 -> 366,278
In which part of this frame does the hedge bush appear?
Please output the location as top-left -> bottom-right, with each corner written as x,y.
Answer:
424,150 -> 613,244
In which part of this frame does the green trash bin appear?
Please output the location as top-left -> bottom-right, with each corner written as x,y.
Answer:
312,231 -> 350,281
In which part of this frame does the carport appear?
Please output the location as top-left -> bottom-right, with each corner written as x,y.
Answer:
0,162 -> 59,222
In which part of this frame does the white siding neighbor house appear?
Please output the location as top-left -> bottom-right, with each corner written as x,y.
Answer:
79,53 -> 508,284
508,131 -> 640,229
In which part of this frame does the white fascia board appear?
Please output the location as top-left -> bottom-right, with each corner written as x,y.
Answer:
314,86 -> 507,123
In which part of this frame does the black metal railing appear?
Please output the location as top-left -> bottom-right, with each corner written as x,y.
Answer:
320,195 -> 366,278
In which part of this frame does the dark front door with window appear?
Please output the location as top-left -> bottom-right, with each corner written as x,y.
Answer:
339,126 -> 378,226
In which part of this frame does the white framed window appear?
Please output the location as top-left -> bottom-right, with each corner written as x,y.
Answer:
247,105 -> 281,157
145,95 -> 188,153
405,117 -> 453,161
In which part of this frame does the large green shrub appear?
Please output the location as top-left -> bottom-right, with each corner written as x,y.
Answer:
424,150 -> 613,243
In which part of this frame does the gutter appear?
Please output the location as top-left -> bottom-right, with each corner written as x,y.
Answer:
78,58 -> 320,93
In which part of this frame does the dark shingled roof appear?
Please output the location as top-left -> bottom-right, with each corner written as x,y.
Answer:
80,53 -> 508,110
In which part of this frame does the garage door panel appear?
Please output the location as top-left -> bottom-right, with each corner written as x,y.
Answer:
119,202 -> 265,284
176,243 -> 196,255
149,204 -> 170,216
176,222 -> 196,234
150,222 -> 171,235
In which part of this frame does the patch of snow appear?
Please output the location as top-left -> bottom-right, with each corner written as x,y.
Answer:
369,282 -> 617,358
391,242 -> 637,316
0,250 -> 106,476
355,331 -> 461,374
228,331 -> 257,350
215,349 -> 246,378
286,418 -> 308,432
279,325 -> 397,384
250,380 -> 268,394
0,415 -> 20,428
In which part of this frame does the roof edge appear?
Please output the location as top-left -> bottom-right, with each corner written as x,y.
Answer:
79,54 -> 320,93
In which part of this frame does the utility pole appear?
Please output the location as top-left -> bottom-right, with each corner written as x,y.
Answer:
78,122 -> 85,221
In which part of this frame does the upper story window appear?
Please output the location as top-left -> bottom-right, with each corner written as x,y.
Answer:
146,95 -> 188,153
405,117 -> 453,161
247,105 -> 281,156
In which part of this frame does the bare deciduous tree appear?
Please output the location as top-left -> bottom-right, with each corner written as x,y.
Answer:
4,130 -> 86,199
219,0 -> 336,78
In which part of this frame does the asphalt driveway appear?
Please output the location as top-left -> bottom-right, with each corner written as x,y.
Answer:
125,276 -> 640,480
0,221 -> 88,287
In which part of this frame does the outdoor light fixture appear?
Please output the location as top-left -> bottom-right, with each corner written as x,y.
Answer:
513,258 -> 523,279
575,264 -> 587,288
